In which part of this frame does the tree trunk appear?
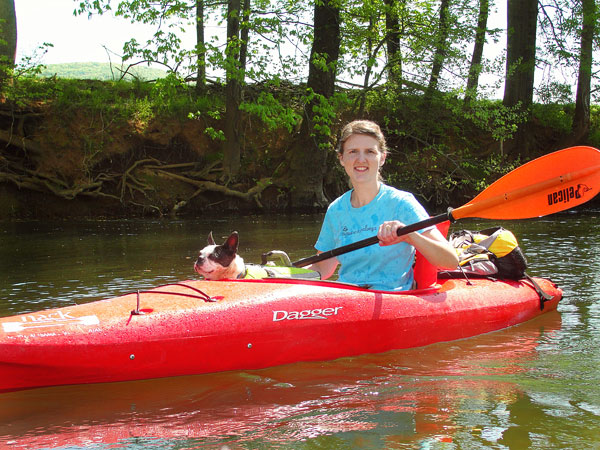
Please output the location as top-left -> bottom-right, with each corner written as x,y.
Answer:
223,0 -> 242,179
464,0 -> 489,103
358,15 -> 376,116
572,0 -> 596,142
194,0 -> 206,95
239,0 -> 250,74
288,0 -> 340,209
424,0 -> 451,102
0,0 -> 17,91
307,0 -> 340,99
502,0 -> 538,156
503,0 -> 537,108
385,0 -> 402,85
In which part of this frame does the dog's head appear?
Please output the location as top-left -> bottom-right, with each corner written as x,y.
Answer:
194,231 -> 245,280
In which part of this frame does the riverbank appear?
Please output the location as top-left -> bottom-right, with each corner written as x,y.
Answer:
1,77 -> 598,219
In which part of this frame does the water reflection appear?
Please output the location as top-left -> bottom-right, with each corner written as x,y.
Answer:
0,312 -> 563,449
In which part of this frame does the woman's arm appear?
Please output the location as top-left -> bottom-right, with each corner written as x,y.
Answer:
306,253 -> 340,280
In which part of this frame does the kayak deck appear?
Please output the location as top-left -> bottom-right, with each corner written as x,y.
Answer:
0,276 -> 562,392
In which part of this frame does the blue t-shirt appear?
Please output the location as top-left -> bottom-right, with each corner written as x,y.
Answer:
315,184 -> 431,291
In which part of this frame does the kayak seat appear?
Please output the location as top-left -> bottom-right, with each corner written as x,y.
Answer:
413,220 -> 450,289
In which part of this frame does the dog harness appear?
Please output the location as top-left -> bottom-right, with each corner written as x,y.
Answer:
240,264 -> 320,280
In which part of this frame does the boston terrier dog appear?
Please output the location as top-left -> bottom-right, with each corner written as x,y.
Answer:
194,231 -> 245,280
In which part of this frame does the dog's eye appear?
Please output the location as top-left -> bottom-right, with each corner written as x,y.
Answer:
213,248 -> 221,258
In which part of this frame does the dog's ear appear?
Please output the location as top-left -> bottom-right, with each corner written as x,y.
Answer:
207,231 -> 215,246
223,231 -> 239,252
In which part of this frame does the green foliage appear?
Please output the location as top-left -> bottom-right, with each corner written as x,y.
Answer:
304,89 -> 351,150
239,91 -> 301,132
460,100 -> 529,142
69,0 -> 592,112
189,107 -> 227,142
532,103 -> 573,134
4,55 -> 224,132
45,79 -> 151,126
203,127 -> 226,142
467,153 -> 522,191
587,105 -> 600,148
130,96 -> 154,126
149,73 -> 186,114
385,142 -> 523,208
536,81 -> 573,105
2,73 -> 58,108
1,43 -> 54,105
74,0 -> 312,85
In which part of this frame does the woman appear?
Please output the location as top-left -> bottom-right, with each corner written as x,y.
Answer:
308,120 -> 458,290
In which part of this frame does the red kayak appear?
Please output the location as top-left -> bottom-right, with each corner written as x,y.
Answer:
3,145 -> 599,394
0,275 -> 561,392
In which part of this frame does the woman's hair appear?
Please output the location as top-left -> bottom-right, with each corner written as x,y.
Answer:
336,120 -> 388,155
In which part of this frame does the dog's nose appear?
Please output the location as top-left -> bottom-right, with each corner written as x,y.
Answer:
196,256 -> 204,265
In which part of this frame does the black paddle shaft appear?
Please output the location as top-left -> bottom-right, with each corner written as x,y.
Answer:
292,210 -> 453,268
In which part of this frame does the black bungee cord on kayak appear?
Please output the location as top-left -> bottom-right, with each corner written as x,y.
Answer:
130,282 -> 219,316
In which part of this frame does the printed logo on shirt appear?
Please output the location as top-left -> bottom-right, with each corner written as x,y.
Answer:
341,225 -> 377,237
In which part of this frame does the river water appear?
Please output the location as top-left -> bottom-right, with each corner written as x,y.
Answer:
0,211 -> 599,449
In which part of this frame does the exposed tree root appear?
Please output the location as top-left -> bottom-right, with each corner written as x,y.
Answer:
0,129 -> 45,156
1,138 -> 273,215
154,169 -> 272,207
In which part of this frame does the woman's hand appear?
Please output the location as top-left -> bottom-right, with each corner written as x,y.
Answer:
377,221 -> 413,246
378,221 -> 459,269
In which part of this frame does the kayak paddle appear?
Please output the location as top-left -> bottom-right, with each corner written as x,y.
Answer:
293,145 -> 600,267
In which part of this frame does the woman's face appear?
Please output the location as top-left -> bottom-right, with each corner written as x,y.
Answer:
338,133 -> 386,186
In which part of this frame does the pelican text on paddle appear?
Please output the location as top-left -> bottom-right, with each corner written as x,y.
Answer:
547,184 -> 591,206
272,306 -> 343,322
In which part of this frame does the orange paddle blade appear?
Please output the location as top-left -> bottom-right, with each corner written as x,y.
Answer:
453,146 -> 600,220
